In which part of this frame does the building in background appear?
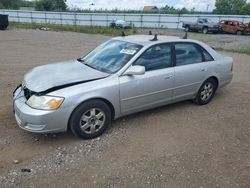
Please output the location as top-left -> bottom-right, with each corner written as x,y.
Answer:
143,6 -> 158,12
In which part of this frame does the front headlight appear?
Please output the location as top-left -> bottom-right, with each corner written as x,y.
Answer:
26,95 -> 64,110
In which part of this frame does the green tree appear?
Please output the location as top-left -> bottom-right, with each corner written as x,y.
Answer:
243,3 -> 250,15
0,3 -> 4,9
35,0 -> 67,11
179,8 -> 189,14
214,0 -> 247,14
21,1 -> 36,7
0,0 -> 22,9
0,0 -> 36,9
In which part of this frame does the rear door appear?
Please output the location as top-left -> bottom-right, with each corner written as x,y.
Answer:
173,42 -> 214,100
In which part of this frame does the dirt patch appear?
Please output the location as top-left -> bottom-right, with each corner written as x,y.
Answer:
0,29 -> 250,188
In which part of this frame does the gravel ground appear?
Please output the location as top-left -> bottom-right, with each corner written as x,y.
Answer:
138,28 -> 250,51
0,29 -> 250,188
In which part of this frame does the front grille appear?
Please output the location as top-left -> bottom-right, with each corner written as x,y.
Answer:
23,87 -> 35,100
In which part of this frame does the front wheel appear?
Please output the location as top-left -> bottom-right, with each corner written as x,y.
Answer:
69,100 -> 111,139
194,78 -> 217,105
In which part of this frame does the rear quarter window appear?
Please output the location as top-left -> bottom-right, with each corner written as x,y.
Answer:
201,48 -> 214,62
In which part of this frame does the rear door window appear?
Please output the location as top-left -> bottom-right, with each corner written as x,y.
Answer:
175,43 -> 203,66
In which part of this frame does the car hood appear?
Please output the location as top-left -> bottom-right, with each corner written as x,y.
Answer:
23,60 -> 109,92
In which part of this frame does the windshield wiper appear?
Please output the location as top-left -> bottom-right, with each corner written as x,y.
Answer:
77,58 -> 94,68
77,58 -> 111,74
77,58 -> 84,62
80,60 -> 99,71
98,67 -> 112,74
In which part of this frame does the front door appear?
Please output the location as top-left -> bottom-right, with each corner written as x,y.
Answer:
119,43 -> 174,114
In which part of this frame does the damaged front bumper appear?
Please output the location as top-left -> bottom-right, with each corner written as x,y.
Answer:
13,86 -> 69,133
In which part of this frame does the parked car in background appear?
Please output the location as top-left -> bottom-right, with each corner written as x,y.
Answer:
13,35 -> 233,139
182,18 -> 221,34
0,14 -> 9,30
110,20 -> 131,29
245,22 -> 250,29
219,20 -> 250,35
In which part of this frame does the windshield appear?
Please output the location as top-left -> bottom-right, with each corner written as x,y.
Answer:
80,40 -> 142,73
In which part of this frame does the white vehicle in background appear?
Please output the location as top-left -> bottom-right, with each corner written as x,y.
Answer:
110,20 -> 131,29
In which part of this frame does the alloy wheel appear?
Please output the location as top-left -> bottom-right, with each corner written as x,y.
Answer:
80,108 -> 106,134
200,82 -> 214,101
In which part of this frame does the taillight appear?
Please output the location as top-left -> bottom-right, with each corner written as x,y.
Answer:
231,63 -> 233,72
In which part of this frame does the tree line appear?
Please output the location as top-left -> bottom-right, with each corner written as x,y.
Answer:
0,0 -> 250,15
0,0 -> 67,11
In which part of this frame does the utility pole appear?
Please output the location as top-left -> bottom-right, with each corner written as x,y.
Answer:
89,3 -> 95,11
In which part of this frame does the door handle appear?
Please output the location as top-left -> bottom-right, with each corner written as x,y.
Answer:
164,75 -> 173,80
201,69 -> 206,72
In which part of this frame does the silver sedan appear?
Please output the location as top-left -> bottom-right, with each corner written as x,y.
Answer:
13,35 -> 233,139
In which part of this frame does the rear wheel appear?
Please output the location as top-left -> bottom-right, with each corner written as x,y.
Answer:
185,26 -> 190,32
202,27 -> 208,34
236,30 -> 243,35
69,100 -> 111,139
194,78 -> 217,105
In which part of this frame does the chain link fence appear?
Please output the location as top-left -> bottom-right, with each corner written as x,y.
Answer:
1,9 -> 250,29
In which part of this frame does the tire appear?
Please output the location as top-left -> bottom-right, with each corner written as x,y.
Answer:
193,78 -> 217,105
0,25 -> 8,30
202,27 -> 208,34
236,30 -> 243,35
185,26 -> 190,32
69,100 -> 112,139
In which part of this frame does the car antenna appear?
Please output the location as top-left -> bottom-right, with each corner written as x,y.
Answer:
183,31 -> 188,39
150,34 -> 158,41
149,30 -> 152,35
121,31 -> 126,37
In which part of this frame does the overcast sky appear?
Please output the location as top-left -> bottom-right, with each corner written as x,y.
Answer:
66,0 -> 218,11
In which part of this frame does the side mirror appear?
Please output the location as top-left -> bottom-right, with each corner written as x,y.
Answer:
123,65 -> 145,76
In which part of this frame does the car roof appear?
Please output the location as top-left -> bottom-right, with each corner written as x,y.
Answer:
112,34 -> 219,59
113,35 -> 185,46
